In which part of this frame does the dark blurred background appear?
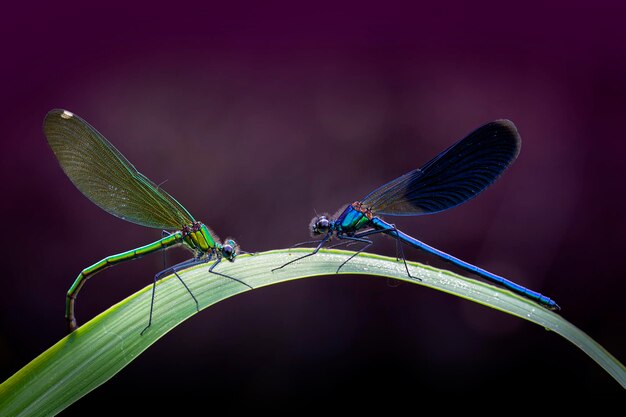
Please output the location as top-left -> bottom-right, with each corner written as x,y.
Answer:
1,0 -> 625,410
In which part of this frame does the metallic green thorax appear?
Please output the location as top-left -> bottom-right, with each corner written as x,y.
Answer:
336,203 -> 372,233
183,222 -> 218,253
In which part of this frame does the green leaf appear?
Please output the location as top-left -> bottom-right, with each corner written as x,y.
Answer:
1,249 -> 624,416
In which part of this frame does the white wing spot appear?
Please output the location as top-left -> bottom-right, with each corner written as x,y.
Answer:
61,110 -> 74,119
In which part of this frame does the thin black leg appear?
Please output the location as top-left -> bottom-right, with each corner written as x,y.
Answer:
352,226 -> 420,281
351,228 -> 388,239
287,238 -> 327,249
335,235 -> 373,273
272,234 -> 331,272
327,239 -> 361,250
161,230 -> 171,269
395,236 -> 401,261
141,257 -> 208,335
141,273 -> 160,336
208,257 -> 253,289
172,269 -> 200,312
388,224 -> 421,281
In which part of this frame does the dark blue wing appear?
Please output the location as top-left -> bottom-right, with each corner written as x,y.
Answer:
361,120 -> 521,216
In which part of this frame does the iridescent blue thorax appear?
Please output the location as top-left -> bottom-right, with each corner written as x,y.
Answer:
333,202 -> 373,235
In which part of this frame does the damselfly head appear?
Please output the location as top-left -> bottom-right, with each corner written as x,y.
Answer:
221,238 -> 238,262
310,215 -> 331,236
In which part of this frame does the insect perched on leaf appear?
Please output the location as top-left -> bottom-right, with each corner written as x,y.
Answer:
44,109 -> 252,334
274,120 -> 559,311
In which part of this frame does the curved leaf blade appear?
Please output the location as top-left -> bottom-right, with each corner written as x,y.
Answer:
0,249 -> 624,417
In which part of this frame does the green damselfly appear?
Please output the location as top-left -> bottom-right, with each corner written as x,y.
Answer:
44,109 -> 251,333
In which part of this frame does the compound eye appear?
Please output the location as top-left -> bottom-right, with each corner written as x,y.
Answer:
316,217 -> 330,234
223,244 -> 233,256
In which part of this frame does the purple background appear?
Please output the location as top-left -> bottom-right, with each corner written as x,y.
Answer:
1,1 -> 625,409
